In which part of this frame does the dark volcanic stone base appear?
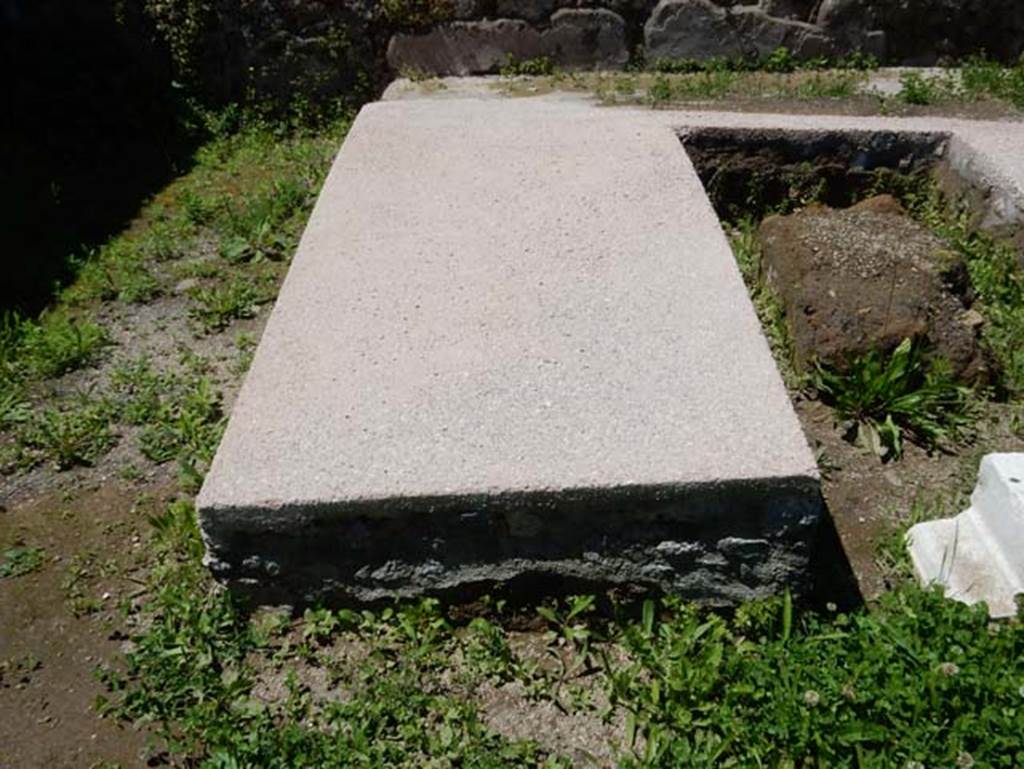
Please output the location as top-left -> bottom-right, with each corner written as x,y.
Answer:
200,478 -> 823,607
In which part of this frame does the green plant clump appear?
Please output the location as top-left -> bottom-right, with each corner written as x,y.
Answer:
0,545 -> 46,579
813,338 -> 975,460
110,355 -> 225,473
961,56 -> 1024,107
651,47 -> 878,75
14,398 -> 118,470
187,278 -> 261,332
728,220 -> 803,389
500,55 -> 557,78
1,312 -> 110,381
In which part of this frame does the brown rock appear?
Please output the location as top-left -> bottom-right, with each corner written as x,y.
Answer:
759,195 -> 986,381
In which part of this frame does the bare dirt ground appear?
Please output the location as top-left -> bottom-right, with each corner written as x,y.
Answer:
0,482 -> 163,768
795,396 -> 1024,602
1,281 -> 271,766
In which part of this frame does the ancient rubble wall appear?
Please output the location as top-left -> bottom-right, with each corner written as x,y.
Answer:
139,1 -> 1024,107
384,0 -> 1024,76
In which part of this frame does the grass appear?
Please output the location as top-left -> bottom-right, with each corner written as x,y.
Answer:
0,312 -> 110,382
491,52 -> 1024,115
188,277 -> 262,332
608,589 -> 1024,768
649,48 -> 880,75
109,354 -> 225,472
493,46 -> 873,106
500,55 -> 556,78
15,397 -> 118,469
525,67 -> 867,108
67,240 -> 162,305
0,116 -> 342,473
99,502 -> 1024,768
728,219 -> 803,389
98,506 -> 571,768
898,57 -> 1024,107
643,69 -> 863,106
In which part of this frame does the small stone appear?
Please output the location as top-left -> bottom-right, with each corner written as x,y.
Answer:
173,278 -> 199,295
960,308 -> 985,328
883,470 -> 902,488
645,0 -> 745,62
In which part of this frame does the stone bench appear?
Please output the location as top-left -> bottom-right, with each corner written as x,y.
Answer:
196,98 -> 824,605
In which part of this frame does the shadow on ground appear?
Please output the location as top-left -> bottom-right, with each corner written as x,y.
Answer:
1,1 -> 196,313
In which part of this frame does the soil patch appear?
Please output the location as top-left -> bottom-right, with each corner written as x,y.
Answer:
0,480 -> 177,768
796,397 -> 1024,601
760,194 -> 986,380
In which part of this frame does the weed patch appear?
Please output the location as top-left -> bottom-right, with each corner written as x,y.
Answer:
899,70 -> 961,105
110,355 -> 225,473
187,278 -> 262,332
13,397 -> 117,470
0,545 -> 46,579
1,313 -> 110,381
650,47 -> 878,76
813,339 -> 976,461
100,505 -> 570,767
101,508 -> 1024,768
67,241 -> 162,305
500,55 -> 557,78
961,56 -> 1024,107
728,220 -> 802,389
646,69 -> 864,107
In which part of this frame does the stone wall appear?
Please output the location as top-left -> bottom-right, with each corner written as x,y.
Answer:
387,0 -> 1024,75
110,1 -> 1024,112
